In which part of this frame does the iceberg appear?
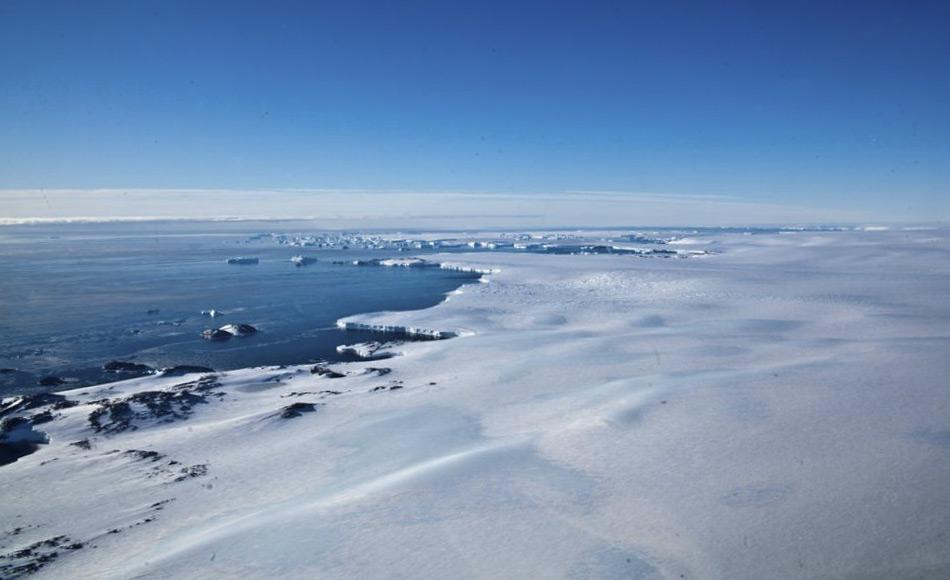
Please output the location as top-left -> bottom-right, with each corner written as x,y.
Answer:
335,341 -> 397,360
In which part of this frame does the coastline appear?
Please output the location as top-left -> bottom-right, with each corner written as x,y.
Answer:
2,229 -> 950,578
0,232 -> 484,396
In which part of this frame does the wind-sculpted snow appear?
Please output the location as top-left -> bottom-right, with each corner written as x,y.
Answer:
2,229 -> 950,578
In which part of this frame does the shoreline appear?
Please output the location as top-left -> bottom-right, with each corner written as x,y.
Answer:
2,229 -> 950,578
0,248 -> 483,397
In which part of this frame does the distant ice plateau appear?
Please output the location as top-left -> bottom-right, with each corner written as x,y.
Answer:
2,227 -> 950,579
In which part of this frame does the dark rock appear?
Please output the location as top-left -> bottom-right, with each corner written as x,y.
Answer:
280,402 -> 317,418
38,376 -> 65,387
160,365 -> 215,377
311,365 -> 345,379
236,323 -> 257,335
0,441 -> 40,467
124,449 -> 165,462
219,323 -> 257,336
174,464 -> 208,481
365,367 -> 392,377
29,411 -> 54,425
1,416 -> 35,439
201,328 -> 232,341
103,361 -> 154,374
283,390 -> 341,398
70,439 -> 92,450
0,368 -> 16,374
150,498 -> 175,510
170,376 -> 221,393
146,309 -> 160,315
88,401 -> 133,433
1,393 -> 75,419
88,387 -> 212,434
0,535 -> 77,578
226,257 -> 259,265
389,385 -> 403,391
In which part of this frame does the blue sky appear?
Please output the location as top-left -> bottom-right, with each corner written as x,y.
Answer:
1,0 -> 948,221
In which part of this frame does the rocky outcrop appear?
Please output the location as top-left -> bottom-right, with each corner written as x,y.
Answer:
103,361 -> 154,374
160,365 -> 215,377
202,324 -> 257,340
219,323 -> 257,337
201,328 -> 232,341
280,402 -> 317,419
311,365 -> 345,378
87,376 -> 222,434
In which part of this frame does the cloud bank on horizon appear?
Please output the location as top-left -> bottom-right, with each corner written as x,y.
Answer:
0,188 -> 885,228
2,3 -> 948,225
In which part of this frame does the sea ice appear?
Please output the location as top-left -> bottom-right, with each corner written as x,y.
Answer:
290,255 -> 317,267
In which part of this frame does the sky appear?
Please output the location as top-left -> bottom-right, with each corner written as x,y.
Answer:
1,0 -> 948,224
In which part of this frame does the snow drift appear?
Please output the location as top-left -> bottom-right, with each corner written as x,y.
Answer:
2,229 -> 950,579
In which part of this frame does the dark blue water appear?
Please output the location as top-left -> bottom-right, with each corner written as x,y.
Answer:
0,221 -> 478,396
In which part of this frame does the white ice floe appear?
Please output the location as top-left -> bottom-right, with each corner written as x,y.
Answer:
335,341 -> 398,360
3,228 -> 950,579
376,257 -> 434,268
290,255 -> 317,267
335,320 -> 458,339
358,257 -> 496,278
666,236 -> 704,245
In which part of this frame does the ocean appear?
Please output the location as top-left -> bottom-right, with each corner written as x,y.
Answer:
0,221 -> 478,396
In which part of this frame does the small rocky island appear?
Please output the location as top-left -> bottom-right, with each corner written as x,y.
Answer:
201,324 -> 258,341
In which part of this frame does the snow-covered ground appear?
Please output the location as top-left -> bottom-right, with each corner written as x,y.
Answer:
3,229 -> 950,579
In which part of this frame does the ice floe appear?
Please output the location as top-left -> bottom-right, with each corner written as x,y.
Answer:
290,255 -> 317,267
